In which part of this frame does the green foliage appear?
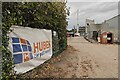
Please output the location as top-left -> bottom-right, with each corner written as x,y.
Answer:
2,2 -> 69,79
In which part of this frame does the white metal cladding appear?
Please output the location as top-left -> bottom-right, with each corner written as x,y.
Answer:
101,15 -> 119,42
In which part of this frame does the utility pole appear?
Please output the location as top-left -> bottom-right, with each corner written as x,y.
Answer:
73,25 -> 75,37
77,9 -> 79,33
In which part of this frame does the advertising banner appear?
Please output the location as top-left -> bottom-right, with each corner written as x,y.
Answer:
8,25 -> 52,74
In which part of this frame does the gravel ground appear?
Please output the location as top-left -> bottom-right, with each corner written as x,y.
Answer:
67,37 -> 118,78
19,37 -> 118,78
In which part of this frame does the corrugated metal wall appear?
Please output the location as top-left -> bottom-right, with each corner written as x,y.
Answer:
101,15 -> 119,42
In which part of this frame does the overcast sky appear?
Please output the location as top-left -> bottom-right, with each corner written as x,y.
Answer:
67,0 -> 119,30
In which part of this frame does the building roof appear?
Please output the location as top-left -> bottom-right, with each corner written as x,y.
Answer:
105,14 -> 120,22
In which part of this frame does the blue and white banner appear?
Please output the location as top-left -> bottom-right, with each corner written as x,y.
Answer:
8,25 -> 52,74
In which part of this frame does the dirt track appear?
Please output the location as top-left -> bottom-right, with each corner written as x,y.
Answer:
21,37 -> 118,78
67,37 -> 118,78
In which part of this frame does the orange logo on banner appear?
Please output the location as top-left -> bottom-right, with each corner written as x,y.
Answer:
23,52 -> 30,62
20,38 -> 27,44
33,41 -> 51,53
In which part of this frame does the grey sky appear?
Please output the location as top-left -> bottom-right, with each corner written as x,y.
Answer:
67,1 -> 119,30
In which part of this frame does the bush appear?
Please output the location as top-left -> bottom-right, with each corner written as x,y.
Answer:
2,2 -> 69,79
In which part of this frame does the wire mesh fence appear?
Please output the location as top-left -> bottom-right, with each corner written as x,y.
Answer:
52,31 -> 67,56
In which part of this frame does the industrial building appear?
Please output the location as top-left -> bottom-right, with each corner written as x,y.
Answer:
101,15 -> 119,42
85,19 -> 101,41
85,15 -> 119,43
78,26 -> 85,36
